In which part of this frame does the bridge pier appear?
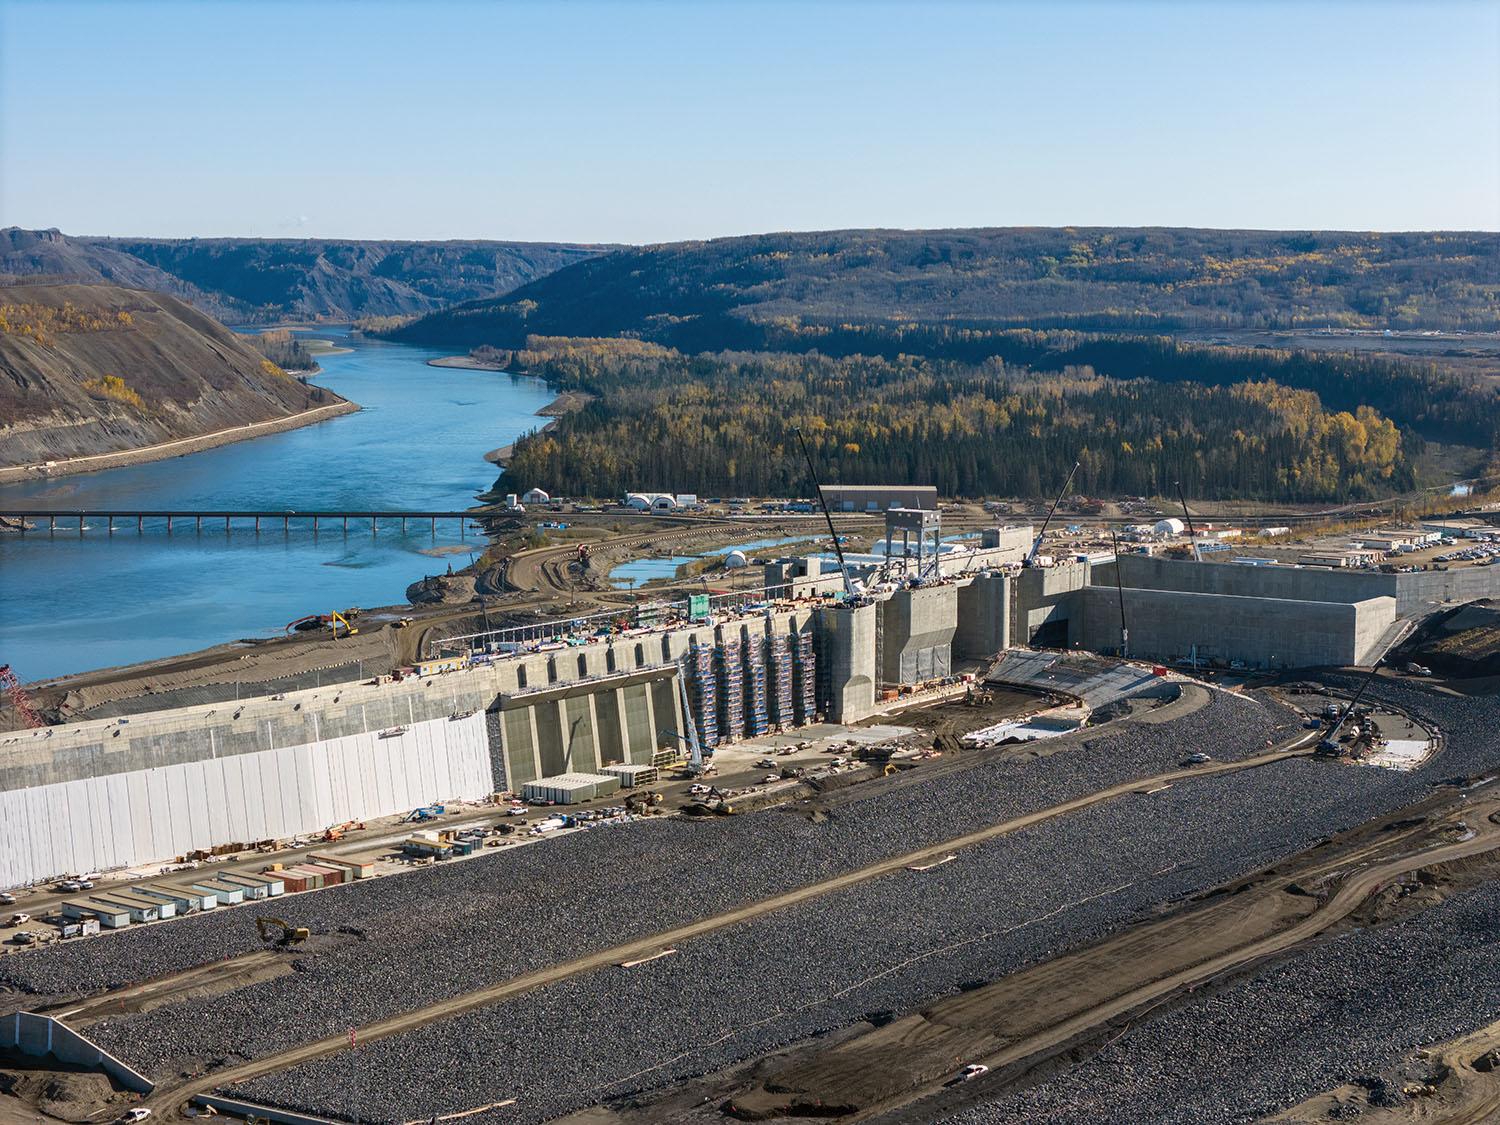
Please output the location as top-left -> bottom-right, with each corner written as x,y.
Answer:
431,516 -> 436,535
284,515 -> 289,532
225,516 -> 231,533
166,516 -> 172,535
196,515 -> 202,532
372,515 -> 377,537
254,516 -> 260,533
107,516 -> 113,535
48,516 -> 55,533
137,515 -> 143,533
342,516 -> 348,533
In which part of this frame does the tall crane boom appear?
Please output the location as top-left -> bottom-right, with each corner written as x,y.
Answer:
1026,460 -> 1081,567
0,664 -> 44,729
792,427 -> 857,600
1175,480 -> 1202,562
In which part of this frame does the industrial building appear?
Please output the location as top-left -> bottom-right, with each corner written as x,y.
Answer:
818,484 -> 938,511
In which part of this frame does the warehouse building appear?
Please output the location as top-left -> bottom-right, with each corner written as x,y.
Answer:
818,484 -> 938,511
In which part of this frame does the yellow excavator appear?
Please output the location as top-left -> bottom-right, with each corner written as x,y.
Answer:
256,916 -> 310,946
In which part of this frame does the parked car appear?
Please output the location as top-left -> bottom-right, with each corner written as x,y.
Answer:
0,892 -> 15,906
6,913 -> 30,927
57,880 -> 81,893
754,758 -> 777,769
117,1110 -> 152,1123
946,1064 -> 989,1086
1182,752 -> 1212,765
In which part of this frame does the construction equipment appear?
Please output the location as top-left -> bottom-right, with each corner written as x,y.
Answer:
284,610 -> 360,638
0,664 -> 44,729
1025,461 -> 1081,567
792,426 -> 858,600
1175,481 -> 1202,563
404,805 -> 445,822
673,663 -> 707,774
256,916 -> 310,946
1110,529 -> 1130,658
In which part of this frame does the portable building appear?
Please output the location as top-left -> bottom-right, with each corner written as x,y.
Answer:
191,880 -> 244,905
61,918 -> 102,938
203,876 -> 268,900
522,772 -> 622,805
133,883 -> 217,913
89,889 -> 175,919
85,894 -> 159,923
61,899 -> 130,929
221,872 -> 284,897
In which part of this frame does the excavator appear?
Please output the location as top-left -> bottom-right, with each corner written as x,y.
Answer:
256,916 -> 310,946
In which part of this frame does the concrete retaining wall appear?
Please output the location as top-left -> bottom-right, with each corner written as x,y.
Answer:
879,585 -> 957,685
0,1012 -> 154,1092
0,712 -> 492,888
1077,585 -> 1396,668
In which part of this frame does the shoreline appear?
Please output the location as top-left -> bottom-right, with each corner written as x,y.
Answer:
483,390 -> 592,465
0,400 -> 361,485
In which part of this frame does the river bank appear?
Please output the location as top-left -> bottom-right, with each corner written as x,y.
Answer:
0,400 -> 361,486
483,389 -> 593,464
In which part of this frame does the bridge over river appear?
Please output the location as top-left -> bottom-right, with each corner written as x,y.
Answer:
0,510 -> 494,536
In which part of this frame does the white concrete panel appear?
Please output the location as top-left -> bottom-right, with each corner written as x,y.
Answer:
3,711 -> 494,887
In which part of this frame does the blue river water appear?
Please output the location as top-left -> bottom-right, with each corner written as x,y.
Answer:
0,329 -> 556,681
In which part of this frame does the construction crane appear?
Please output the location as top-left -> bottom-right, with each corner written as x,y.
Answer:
672,665 -> 707,774
0,664 -> 44,729
792,427 -> 858,601
1319,624 -> 1415,754
1025,460 -> 1081,567
1110,530 -> 1129,659
256,916 -> 310,946
1175,480 -> 1202,562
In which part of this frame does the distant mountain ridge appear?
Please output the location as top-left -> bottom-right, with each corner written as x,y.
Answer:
387,226 -> 1500,351
0,228 -> 607,324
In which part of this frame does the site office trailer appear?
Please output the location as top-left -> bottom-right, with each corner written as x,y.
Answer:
220,871 -> 285,897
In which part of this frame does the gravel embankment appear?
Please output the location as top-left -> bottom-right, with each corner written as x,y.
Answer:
14,681 -> 1487,1125
218,685 -> 1495,1125
936,878 -> 1500,1125
1,690 -> 1292,1008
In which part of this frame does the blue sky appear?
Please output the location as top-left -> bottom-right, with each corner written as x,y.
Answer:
2,0 -> 1496,242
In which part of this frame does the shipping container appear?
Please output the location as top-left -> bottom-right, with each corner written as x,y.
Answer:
300,863 -> 345,886
307,853 -> 374,879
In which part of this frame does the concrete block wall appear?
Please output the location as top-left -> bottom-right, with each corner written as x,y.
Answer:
954,574 -> 1010,660
1076,586 -> 1396,668
2,1013 -> 154,1092
818,602 -> 878,722
878,585 -> 958,685
1011,561 -> 1092,647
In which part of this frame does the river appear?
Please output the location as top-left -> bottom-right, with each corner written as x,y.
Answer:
0,329 -> 555,681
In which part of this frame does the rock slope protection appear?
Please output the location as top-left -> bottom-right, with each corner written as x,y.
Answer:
0,283 -> 343,467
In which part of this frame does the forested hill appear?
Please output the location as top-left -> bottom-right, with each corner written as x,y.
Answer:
390,227 -> 1500,350
1,228 -> 606,324
0,284 -> 346,468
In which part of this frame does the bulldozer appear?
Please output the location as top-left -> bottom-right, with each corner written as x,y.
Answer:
256,916 -> 310,946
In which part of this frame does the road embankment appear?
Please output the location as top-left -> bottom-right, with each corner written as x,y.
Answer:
0,400 -> 360,485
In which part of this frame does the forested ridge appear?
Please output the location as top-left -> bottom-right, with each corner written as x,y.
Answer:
392,227 -> 1500,350
500,339 -> 1418,502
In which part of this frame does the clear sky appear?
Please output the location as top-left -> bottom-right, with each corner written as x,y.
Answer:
2,0 -> 1497,243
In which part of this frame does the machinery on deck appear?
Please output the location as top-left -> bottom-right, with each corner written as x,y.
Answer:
256,916 -> 310,946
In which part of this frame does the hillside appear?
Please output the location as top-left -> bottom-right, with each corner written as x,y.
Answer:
389,227 -> 1500,351
0,229 -> 606,324
0,283 -> 349,472
0,227 -> 239,321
